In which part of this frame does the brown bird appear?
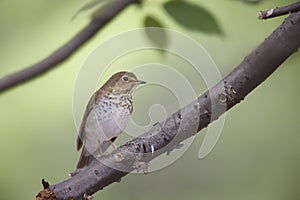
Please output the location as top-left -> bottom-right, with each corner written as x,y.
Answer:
75,71 -> 145,172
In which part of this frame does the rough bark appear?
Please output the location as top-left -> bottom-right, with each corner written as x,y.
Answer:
259,1 -> 300,20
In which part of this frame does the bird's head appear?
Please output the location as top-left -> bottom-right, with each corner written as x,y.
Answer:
103,71 -> 146,94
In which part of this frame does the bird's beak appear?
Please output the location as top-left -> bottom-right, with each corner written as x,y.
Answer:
137,80 -> 146,84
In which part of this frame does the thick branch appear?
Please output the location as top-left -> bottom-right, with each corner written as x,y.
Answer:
259,1 -> 300,20
0,0 -> 140,93
36,12 -> 300,200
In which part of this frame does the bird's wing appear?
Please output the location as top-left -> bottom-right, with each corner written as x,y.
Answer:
76,92 -> 98,151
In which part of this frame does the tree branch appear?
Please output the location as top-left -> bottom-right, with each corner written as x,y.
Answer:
259,1 -> 300,20
0,0 -> 140,94
36,11 -> 300,200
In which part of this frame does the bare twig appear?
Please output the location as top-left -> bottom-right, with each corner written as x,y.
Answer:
36,11 -> 300,200
259,1 -> 300,20
0,0 -> 140,93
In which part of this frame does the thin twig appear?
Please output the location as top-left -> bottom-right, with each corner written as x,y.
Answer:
0,0 -> 140,94
36,11 -> 300,200
259,1 -> 300,20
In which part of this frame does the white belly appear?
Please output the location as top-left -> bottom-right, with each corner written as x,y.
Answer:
83,99 -> 130,154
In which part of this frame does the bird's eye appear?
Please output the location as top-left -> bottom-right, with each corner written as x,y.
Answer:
122,76 -> 129,82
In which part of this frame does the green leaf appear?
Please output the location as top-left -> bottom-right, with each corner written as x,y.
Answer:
72,0 -> 112,20
163,1 -> 222,34
144,15 -> 168,48
145,15 -> 164,28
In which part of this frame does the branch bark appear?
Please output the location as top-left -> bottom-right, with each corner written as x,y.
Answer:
0,0 -> 140,94
259,1 -> 300,20
36,11 -> 300,200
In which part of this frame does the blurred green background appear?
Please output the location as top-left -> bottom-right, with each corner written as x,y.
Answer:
0,0 -> 300,199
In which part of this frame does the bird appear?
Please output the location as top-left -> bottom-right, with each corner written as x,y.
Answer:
74,71 -> 146,173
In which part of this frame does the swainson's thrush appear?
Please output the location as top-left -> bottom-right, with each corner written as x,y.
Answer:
75,71 -> 145,171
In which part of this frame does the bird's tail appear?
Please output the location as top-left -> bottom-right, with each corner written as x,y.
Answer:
70,137 -> 118,176
69,147 -> 95,177
76,147 -> 95,169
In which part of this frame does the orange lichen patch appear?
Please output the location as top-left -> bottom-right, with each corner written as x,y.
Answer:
36,188 -> 56,200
